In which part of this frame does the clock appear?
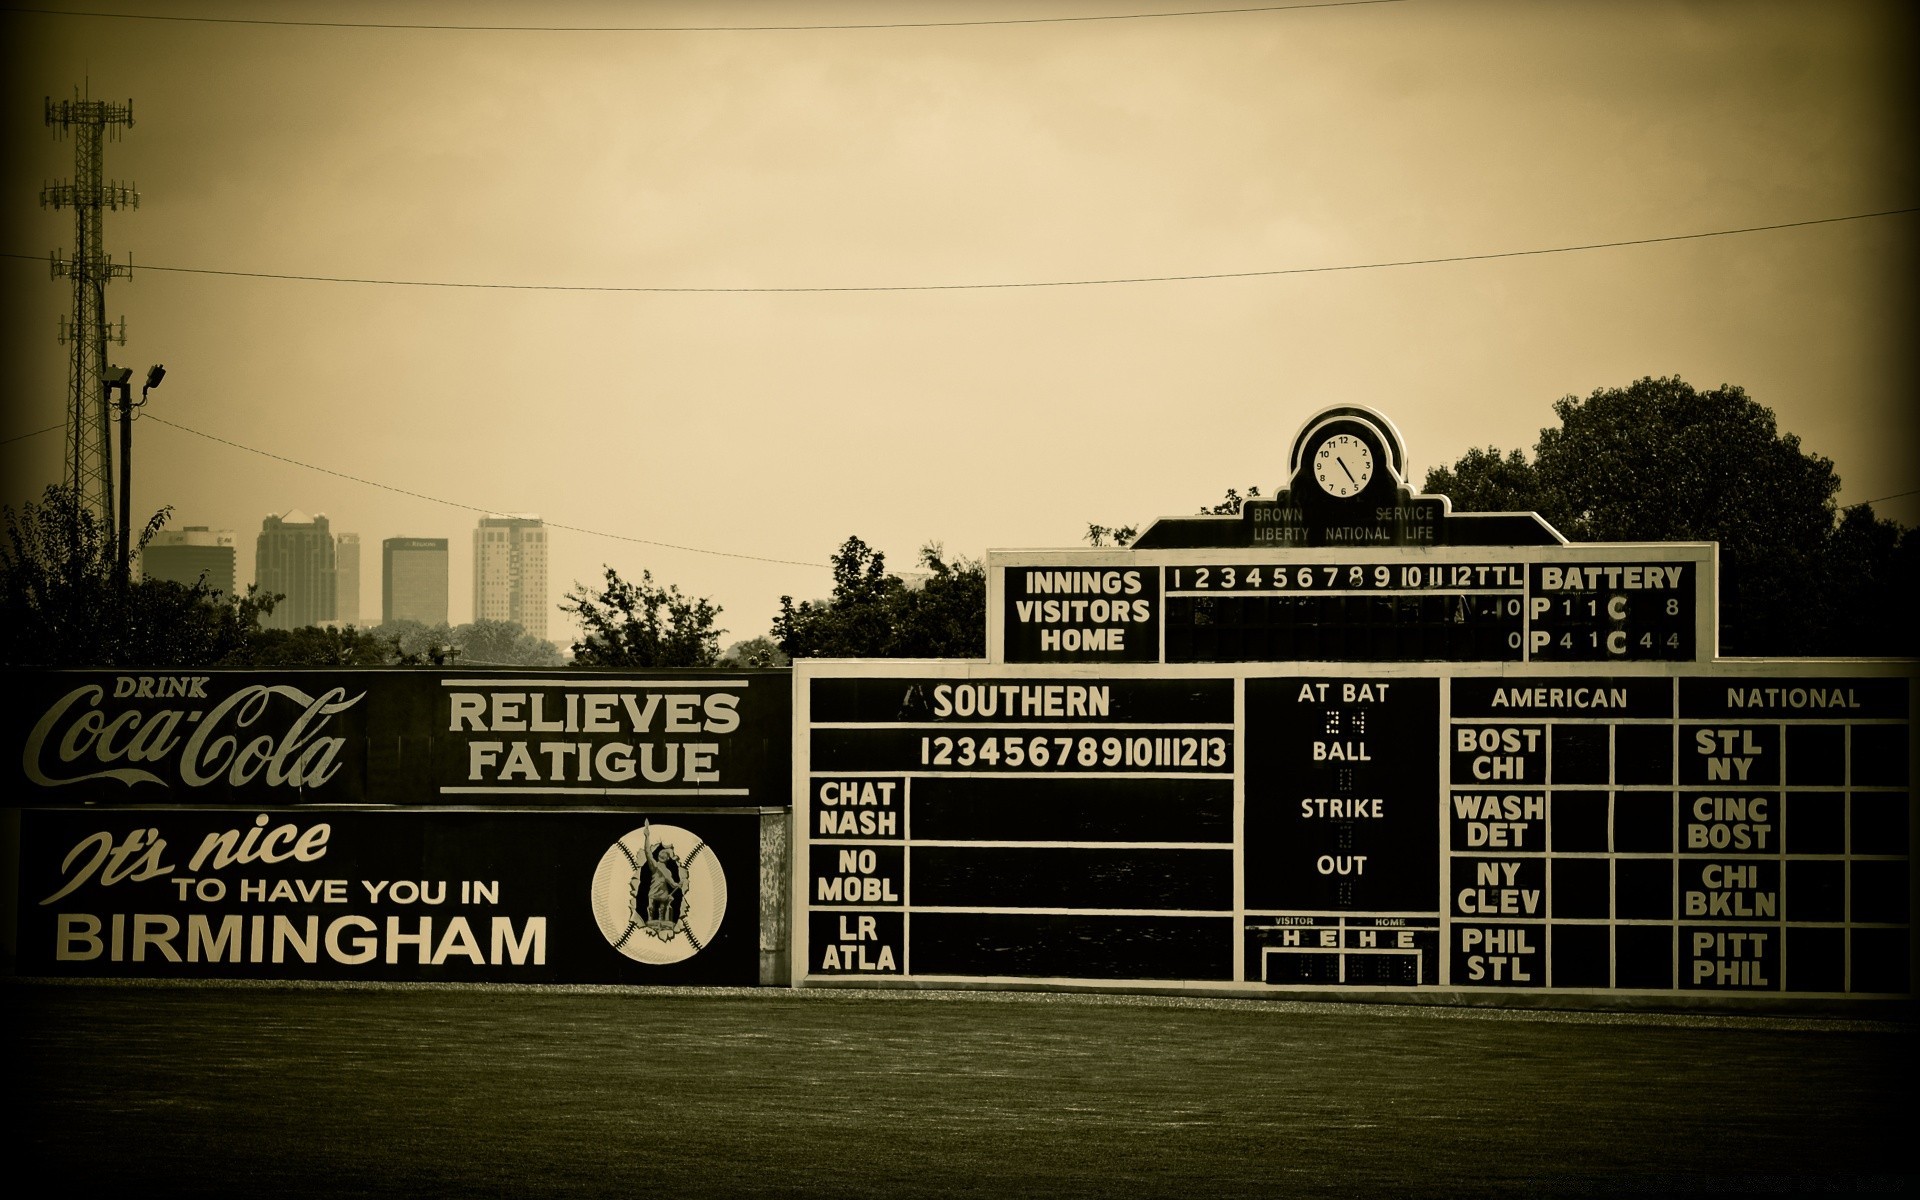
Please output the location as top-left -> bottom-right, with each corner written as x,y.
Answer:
1313,432 -> 1375,498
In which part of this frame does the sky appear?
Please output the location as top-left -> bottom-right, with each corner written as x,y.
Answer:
2,0 -> 1914,649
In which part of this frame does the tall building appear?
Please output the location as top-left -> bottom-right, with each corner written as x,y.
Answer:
336,533 -> 361,625
383,537 -> 449,625
255,510 -> 336,630
473,514 -> 549,640
141,526 -> 236,597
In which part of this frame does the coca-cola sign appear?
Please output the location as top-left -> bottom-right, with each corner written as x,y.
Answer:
7,669 -> 792,806
16,673 -> 374,801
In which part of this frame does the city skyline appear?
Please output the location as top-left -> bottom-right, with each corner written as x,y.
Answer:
168,508 -> 556,634
140,523 -> 235,598
254,509 -> 335,630
382,535 -> 450,626
474,514 -> 550,642
1,1 -> 1913,646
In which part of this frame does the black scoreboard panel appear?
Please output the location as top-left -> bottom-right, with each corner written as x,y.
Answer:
1165,561 -> 1525,663
1445,675 -> 1911,994
998,550 -> 1711,666
799,664 -> 1913,999
806,676 -> 1236,980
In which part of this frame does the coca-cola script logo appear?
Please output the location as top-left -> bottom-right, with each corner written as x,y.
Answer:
23,679 -> 366,791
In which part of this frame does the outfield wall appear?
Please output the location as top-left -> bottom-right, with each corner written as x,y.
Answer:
2,669 -> 791,986
793,659 -> 1915,1003
5,656 -> 1912,1007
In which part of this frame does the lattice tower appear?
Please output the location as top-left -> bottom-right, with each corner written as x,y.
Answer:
42,90 -> 137,526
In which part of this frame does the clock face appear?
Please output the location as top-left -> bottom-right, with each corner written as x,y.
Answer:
1314,433 -> 1375,498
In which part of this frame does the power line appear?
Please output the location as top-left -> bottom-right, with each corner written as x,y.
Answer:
1854,487 -> 1920,507
1,422 -> 63,446
10,415 -> 1910,539
143,414 -> 830,569
0,1 -> 1409,32
8,208 -> 1912,294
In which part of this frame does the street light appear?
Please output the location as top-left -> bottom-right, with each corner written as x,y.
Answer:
108,362 -> 163,590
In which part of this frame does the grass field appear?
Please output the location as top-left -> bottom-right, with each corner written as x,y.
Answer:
7,981 -> 1912,1198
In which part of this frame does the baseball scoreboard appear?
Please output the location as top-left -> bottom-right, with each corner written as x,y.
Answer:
796,662 -> 1911,997
794,406 -> 1914,1001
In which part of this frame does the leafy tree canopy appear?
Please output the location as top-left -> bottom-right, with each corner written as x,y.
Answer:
774,537 -> 985,659
1422,448 -> 1541,515
1085,523 -> 1138,548
563,567 -> 723,668
453,618 -> 567,667
1085,486 -> 1265,546
721,635 -> 789,668
1,485 -> 275,667
220,622 -> 391,668
1424,377 -> 1915,656
358,618 -> 457,665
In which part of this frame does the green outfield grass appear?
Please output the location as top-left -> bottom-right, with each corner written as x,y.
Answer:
8,983 -> 1911,1198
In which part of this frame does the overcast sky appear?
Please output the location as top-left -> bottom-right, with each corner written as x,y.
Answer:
3,0 -> 1914,646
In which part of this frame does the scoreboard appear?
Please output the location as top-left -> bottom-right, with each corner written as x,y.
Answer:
996,545 -> 1711,666
795,406 -> 1909,1005
794,661 -> 1913,998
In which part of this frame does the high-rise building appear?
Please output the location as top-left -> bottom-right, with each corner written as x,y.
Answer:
255,510 -> 336,630
336,533 -> 361,625
473,514 -> 549,640
383,537 -> 449,625
141,526 -> 236,597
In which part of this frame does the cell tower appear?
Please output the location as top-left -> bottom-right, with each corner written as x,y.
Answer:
42,89 -> 138,528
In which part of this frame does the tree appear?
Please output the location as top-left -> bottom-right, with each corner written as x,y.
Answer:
1817,504 -> 1920,657
1426,377 -> 1910,656
721,636 -> 789,668
889,543 -> 987,658
1,484 -> 275,667
357,618 -> 457,665
563,567 -> 723,668
773,537 -> 985,659
1200,486 -> 1263,516
453,619 -> 566,667
1422,448 -> 1544,516
223,623 -> 392,667
1085,523 -> 1138,549
1085,485 -> 1263,546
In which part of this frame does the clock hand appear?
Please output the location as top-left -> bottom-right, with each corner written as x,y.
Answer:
1337,457 -> 1357,485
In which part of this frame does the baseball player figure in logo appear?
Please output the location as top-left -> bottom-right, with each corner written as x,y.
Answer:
641,829 -> 687,940
629,824 -> 689,941
593,822 -> 727,965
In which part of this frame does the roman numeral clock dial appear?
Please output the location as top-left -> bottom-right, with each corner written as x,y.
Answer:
1314,432 -> 1375,498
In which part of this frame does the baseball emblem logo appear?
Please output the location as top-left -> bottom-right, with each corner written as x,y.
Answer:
589,822 -> 727,964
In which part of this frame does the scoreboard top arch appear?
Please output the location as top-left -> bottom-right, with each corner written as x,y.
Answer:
993,404 -> 1715,666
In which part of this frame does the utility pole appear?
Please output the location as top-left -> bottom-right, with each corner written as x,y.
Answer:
111,363 -> 165,591
42,88 -> 137,548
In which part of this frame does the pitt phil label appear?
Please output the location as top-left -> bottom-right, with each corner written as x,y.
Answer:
1002,566 -> 1161,662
